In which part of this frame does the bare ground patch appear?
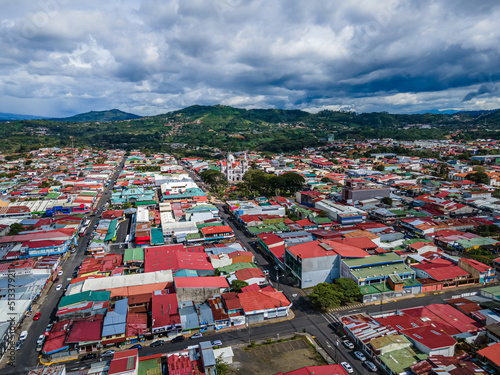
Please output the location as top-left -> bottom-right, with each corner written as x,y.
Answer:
230,337 -> 327,375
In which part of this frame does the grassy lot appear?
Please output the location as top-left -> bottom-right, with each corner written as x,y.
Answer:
231,336 -> 326,375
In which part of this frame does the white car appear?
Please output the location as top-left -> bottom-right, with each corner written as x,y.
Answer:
58,270 -> 64,276
354,350 -> 366,361
341,362 -> 354,374
37,335 -> 45,345
212,340 -> 222,347
19,330 -> 28,341
343,340 -> 355,350
55,284 -> 62,291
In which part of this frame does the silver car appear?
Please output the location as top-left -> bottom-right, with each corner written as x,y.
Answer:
354,350 -> 366,361
365,361 -> 377,372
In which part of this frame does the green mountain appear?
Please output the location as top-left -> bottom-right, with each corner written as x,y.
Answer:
2,105 -> 500,154
52,109 -> 141,122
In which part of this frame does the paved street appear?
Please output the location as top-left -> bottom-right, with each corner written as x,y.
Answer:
1,156 -> 126,374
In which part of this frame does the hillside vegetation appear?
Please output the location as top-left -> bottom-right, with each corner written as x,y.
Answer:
1,105 -> 499,153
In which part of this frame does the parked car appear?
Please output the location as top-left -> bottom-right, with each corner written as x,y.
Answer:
19,331 -> 28,341
190,333 -> 203,340
81,353 -> 97,361
36,342 -> 44,352
343,340 -> 354,350
55,284 -> 62,291
37,335 -> 45,345
45,323 -> 53,332
212,340 -> 223,347
364,361 -> 378,372
150,340 -> 165,347
354,351 -> 366,361
130,344 -> 142,350
33,312 -> 41,320
341,362 -> 354,374
170,335 -> 185,343
15,341 -> 23,351
100,350 -> 115,358
58,270 -> 64,276
54,277 -> 59,283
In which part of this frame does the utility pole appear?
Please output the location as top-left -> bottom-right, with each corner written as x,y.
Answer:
275,266 -> 280,290
246,316 -> 251,346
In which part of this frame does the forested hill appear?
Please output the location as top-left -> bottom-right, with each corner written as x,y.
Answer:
1,104 -> 500,153
52,109 -> 141,122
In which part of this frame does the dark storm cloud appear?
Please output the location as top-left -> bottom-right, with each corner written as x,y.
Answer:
1,0 -> 500,116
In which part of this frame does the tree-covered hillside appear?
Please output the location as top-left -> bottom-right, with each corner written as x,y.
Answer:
1,105 -> 499,153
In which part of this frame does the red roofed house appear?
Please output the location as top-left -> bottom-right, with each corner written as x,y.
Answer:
234,268 -> 266,286
402,325 -> 456,356
477,342 -> 500,373
151,291 -> 181,335
458,258 -> 496,283
238,291 -> 292,322
66,317 -> 104,353
411,259 -> 473,289
175,277 -> 230,304
108,349 -> 139,375
201,225 -> 234,241
144,245 -> 213,276
257,233 -> 286,264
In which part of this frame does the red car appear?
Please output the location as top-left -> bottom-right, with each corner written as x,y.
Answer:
33,312 -> 41,320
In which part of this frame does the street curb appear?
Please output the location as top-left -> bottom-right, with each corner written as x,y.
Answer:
39,354 -> 79,366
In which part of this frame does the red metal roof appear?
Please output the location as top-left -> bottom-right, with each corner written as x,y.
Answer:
238,291 -> 291,312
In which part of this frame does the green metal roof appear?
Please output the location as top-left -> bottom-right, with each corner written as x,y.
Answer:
46,193 -> 60,199
104,219 -> 118,241
379,347 -> 425,374
313,216 -> 332,224
134,200 -> 157,206
59,290 -> 111,308
481,285 -> 500,299
186,232 -> 202,240
343,253 -> 404,268
80,191 -> 98,196
350,262 -> 414,280
123,247 -> 144,262
216,262 -> 257,273
150,228 -> 164,245
197,222 -> 223,229
403,278 -> 422,287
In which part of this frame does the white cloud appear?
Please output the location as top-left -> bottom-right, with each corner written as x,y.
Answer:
0,0 -> 500,117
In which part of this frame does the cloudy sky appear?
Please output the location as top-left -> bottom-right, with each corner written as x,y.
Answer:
2,0 -> 500,117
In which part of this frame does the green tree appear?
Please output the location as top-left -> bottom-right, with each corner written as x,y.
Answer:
318,210 -> 328,218
200,169 -> 227,189
492,189 -> 500,199
215,355 -> 229,375
243,169 -> 270,196
9,223 -> 24,235
231,279 -> 249,293
333,278 -> 361,303
465,171 -> 489,184
309,282 -> 343,310
381,197 -> 393,207
321,177 -> 333,183
280,172 -> 305,195
472,165 -> 486,173
375,164 -> 385,171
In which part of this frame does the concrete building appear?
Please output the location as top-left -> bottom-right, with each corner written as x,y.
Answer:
315,200 -> 367,225
342,179 -> 391,202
